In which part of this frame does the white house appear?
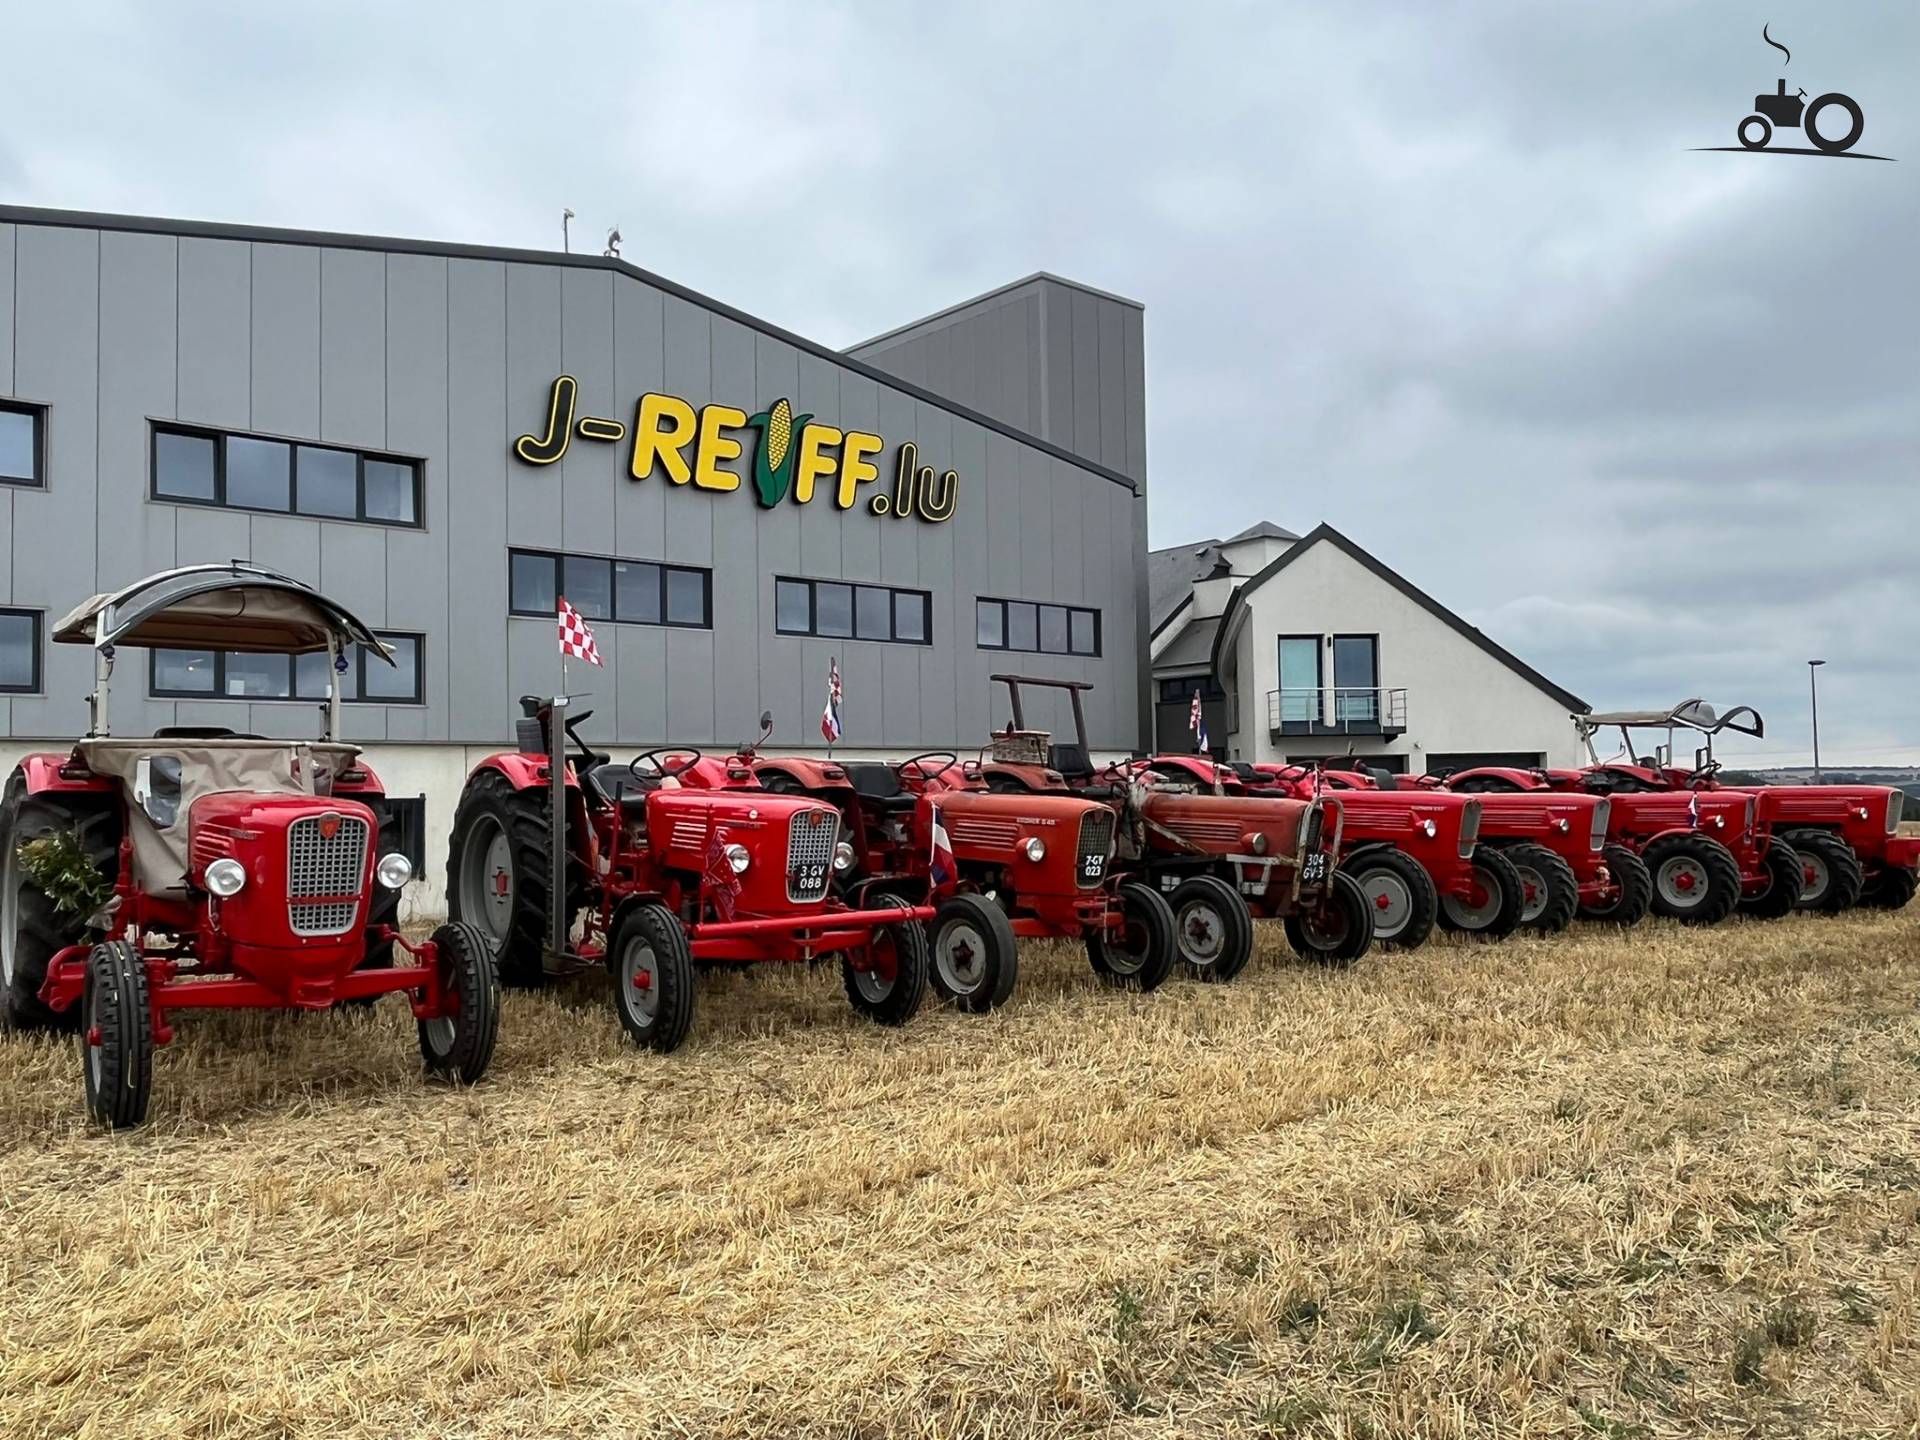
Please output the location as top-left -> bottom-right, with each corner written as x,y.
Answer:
1149,522 -> 1588,773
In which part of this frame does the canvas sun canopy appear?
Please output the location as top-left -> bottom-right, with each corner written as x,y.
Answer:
52,563 -> 389,660
1576,700 -> 1763,739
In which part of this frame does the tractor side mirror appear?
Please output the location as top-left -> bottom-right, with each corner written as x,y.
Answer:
134,755 -> 183,830
759,710 -> 774,739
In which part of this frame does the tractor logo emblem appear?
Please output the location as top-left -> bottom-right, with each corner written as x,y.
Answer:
318,813 -> 343,841
1695,25 -> 1891,161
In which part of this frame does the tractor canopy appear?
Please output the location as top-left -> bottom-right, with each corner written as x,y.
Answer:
1575,700 -> 1763,741
53,562 -> 389,660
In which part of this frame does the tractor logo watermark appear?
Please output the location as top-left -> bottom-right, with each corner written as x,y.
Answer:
513,375 -> 957,524
1695,24 -> 1892,161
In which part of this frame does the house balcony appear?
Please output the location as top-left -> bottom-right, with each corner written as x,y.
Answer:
1267,686 -> 1407,740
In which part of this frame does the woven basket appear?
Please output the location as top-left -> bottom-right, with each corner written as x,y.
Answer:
989,730 -> 1051,765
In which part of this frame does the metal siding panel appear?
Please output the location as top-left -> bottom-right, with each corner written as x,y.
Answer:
794,350 -> 840,578
659,297 -> 713,572
615,624 -> 668,745
1069,290 -> 1101,473
983,432 -> 1022,599
1049,455 -> 1085,604
173,504 -> 252,566
249,243 -> 321,437
0,490 -> 10,602
447,258 -> 509,742
1097,299 -> 1126,472
385,253 -> 451,742
946,312 -> 981,414
248,514 -> 321,586
320,523 -> 387,627
0,224 -> 13,394
1017,446 -> 1053,600
246,704 -> 314,740
948,422 -> 991,747
876,389 -> 920,585
96,231 -> 177,593
175,237 -> 251,429
560,266 -> 616,554
709,317 -> 760,741
665,629 -> 714,742
1122,307 -> 1147,484
507,619 -> 560,742
921,325 -> 952,404
612,275 -> 667,573
319,247 -> 385,447
505,262 -> 563,550
995,296 -> 1029,433
1023,296 -> 1044,443
766,341 -> 826,742
1042,282 -> 1075,452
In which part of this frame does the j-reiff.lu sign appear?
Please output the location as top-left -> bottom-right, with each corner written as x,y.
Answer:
513,375 -> 957,524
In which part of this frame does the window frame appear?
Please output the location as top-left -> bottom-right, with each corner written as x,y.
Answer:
148,630 -> 426,705
0,607 -> 43,695
0,400 -> 47,489
773,575 -> 933,646
148,422 -> 423,529
975,596 -> 1102,657
508,547 -> 713,631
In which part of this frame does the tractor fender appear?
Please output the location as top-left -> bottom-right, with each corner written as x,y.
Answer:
1341,840 -> 1399,866
13,752 -> 116,797
467,751 -> 578,793
1641,824 -> 1735,854
329,758 -> 385,798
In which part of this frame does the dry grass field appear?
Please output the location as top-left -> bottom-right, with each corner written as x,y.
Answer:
3,908 -> 1918,1439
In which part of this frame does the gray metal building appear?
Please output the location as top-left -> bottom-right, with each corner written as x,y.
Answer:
0,208 -> 1148,777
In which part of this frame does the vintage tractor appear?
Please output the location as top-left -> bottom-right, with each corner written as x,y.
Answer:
976,676 -> 1374,968
1572,701 -> 1917,913
445,698 -> 934,1052
1,564 -> 496,1128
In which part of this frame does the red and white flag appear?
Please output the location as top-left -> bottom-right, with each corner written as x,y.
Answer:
557,595 -> 603,666
821,657 -> 843,742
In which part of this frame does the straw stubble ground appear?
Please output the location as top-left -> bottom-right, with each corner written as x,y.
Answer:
2,908 -> 1918,1438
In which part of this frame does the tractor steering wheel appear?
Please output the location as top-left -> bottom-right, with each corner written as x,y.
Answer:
1686,759 -> 1722,786
895,751 -> 959,782
629,747 -> 703,782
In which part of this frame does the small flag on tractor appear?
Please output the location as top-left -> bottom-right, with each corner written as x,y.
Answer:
557,595 -> 603,666
822,657 -> 843,743
1687,791 -> 1701,829
1190,689 -> 1209,752
703,825 -> 741,922
929,802 -> 957,890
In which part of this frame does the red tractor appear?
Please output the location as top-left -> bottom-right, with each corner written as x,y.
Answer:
445,698 -> 936,1052
1,564 -> 497,1128
975,676 -> 1374,968
1573,701 -> 1916,914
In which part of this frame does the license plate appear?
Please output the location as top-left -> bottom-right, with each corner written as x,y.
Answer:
1300,851 -> 1328,884
1081,853 -> 1106,882
789,862 -> 828,892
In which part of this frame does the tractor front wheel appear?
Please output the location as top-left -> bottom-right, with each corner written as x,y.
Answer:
1085,881 -> 1177,992
1436,848 -> 1525,940
610,903 -> 696,1053
927,892 -> 1019,1012
1788,831 -> 1865,914
1169,874 -> 1255,981
1644,835 -> 1742,925
417,922 -> 502,1085
842,898 -> 929,1026
447,770 -> 585,989
1579,844 -> 1652,926
1863,866 -> 1918,911
1506,843 -> 1578,934
2,774 -> 119,1033
1739,839 -> 1804,921
1282,869 -> 1375,967
82,941 -> 152,1130
1345,849 -> 1437,950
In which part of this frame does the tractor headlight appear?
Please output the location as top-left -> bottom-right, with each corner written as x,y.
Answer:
1555,818 -> 1570,833
725,843 -> 750,874
1023,836 -> 1047,862
1712,814 -> 1725,829
204,858 -> 247,897
1421,819 -> 1438,839
833,841 -> 856,872
376,852 -> 414,890
1248,832 -> 1269,855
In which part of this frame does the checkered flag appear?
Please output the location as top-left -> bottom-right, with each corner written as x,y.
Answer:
557,595 -> 603,666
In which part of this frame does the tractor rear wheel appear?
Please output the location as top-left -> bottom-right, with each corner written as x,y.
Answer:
1169,874 -> 1255,981
417,922 -> 502,1084
927,892 -> 1019,1012
1505,843 -> 1578,934
82,941 -> 152,1130
1437,848 -> 1525,939
1644,835 -> 1741,925
1739,839 -> 1804,921
1282,869 -> 1375,966
2,774 -> 120,1033
1085,881 -> 1177,992
1580,845 -> 1652,925
610,903 -> 696,1053
842,898 -> 929,1026
1863,866 -> 1918,911
447,769 -> 585,988
1787,831 -> 1865,913
1344,849 -> 1437,950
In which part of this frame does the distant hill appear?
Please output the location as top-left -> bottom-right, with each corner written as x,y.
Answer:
1745,766 -> 1920,806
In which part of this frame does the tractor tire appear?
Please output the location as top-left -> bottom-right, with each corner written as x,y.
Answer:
1862,865 -> 1918,911
82,940 -> 152,1130
1644,834 -> 1741,926
1169,873 -> 1255,981
609,902 -> 696,1053
1739,839 -> 1804,922
446,769 -> 585,989
2,774 -> 120,1033
1787,830 -> 1865,914
1343,848 -> 1437,950
1085,881 -> 1177,992
842,897 -> 929,1026
1437,848 -> 1526,940
1505,843 -> 1578,934
1579,845 -> 1652,926
927,892 -> 1019,1012
1282,868 -> 1375,967
417,921 -> 501,1085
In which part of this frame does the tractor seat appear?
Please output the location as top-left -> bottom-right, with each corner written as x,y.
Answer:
1048,743 -> 1096,782
846,763 -> 918,814
590,762 -> 665,812
154,725 -> 266,740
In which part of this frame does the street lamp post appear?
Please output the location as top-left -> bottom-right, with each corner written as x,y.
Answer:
1808,659 -> 1826,781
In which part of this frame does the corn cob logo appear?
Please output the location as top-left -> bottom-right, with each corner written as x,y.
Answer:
744,398 -> 814,508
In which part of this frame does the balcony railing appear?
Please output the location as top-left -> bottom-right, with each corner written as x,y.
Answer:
1267,686 -> 1408,738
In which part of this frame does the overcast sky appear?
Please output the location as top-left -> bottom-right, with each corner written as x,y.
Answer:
5,1 -> 1915,763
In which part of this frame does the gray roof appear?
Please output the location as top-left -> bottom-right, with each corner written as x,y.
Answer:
1147,519 -> 1301,631
1224,520 -> 1300,544
1154,617 -> 1220,669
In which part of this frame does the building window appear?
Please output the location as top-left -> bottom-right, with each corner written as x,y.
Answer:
150,631 -> 425,704
1276,635 -> 1322,724
509,548 -> 712,630
975,597 -> 1101,657
775,577 -> 931,645
0,608 -> 42,694
1332,634 -> 1380,725
150,424 -> 422,527
1,401 -> 46,488
1158,676 -> 1224,703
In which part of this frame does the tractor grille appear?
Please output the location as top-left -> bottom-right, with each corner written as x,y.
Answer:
1166,818 -> 1245,848
1076,810 -> 1115,890
287,813 -> 369,937
1590,799 -> 1611,851
1458,800 -> 1482,856
1889,791 -> 1904,835
786,809 -> 838,903
950,816 -> 1020,850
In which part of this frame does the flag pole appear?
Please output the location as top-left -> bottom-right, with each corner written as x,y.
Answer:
827,654 -> 835,759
